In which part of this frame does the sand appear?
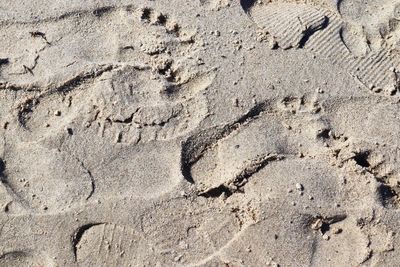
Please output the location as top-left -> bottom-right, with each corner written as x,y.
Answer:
0,0 -> 400,266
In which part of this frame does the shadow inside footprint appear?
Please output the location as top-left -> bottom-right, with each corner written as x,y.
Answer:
0,158 -> 5,177
240,0 -> 257,12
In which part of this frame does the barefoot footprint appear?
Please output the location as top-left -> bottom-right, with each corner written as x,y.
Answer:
0,5 -> 199,90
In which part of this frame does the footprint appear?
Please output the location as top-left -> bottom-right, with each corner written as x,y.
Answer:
216,158 -> 370,266
2,142 -> 93,213
0,156 -> 375,266
0,5 -> 198,90
69,196 -> 247,266
2,63 -> 211,212
74,223 -> 151,266
1,138 -> 184,213
189,114 -> 290,195
183,98 -> 334,195
365,209 -> 400,266
86,139 -> 183,200
0,251 -> 53,267
243,0 -> 400,95
322,97 -> 400,208
16,65 -> 211,143
140,197 -> 245,265
0,194 -> 252,266
323,97 -> 400,146
339,0 -> 400,50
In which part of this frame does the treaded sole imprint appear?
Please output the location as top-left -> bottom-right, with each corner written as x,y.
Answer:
247,2 -> 400,94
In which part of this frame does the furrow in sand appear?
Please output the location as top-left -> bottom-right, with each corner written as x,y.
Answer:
351,50 -> 391,88
370,59 -> 399,86
252,5 -> 300,24
252,7 -> 300,34
331,46 -> 354,66
323,38 -> 348,59
269,18 -> 299,39
357,50 -> 388,77
344,53 -> 364,71
359,53 -> 390,80
307,23 -> 342,54
279,18 -> 320,47
255,5 -> 328,48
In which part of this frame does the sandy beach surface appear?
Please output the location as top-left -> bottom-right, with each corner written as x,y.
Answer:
1,0 -> 400,266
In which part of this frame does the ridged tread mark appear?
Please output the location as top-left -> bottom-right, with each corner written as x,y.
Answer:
246,2 -> 400,93
250,3 -> 328,49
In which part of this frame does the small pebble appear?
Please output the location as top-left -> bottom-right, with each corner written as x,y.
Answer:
296,183 -> 304,191
174,255 -> 182,262
332,227 -> 342,234
322,234 -> 330,240
311,219 -> 323,230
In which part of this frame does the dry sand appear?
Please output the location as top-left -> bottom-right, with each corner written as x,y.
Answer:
0,0 -> 400,266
